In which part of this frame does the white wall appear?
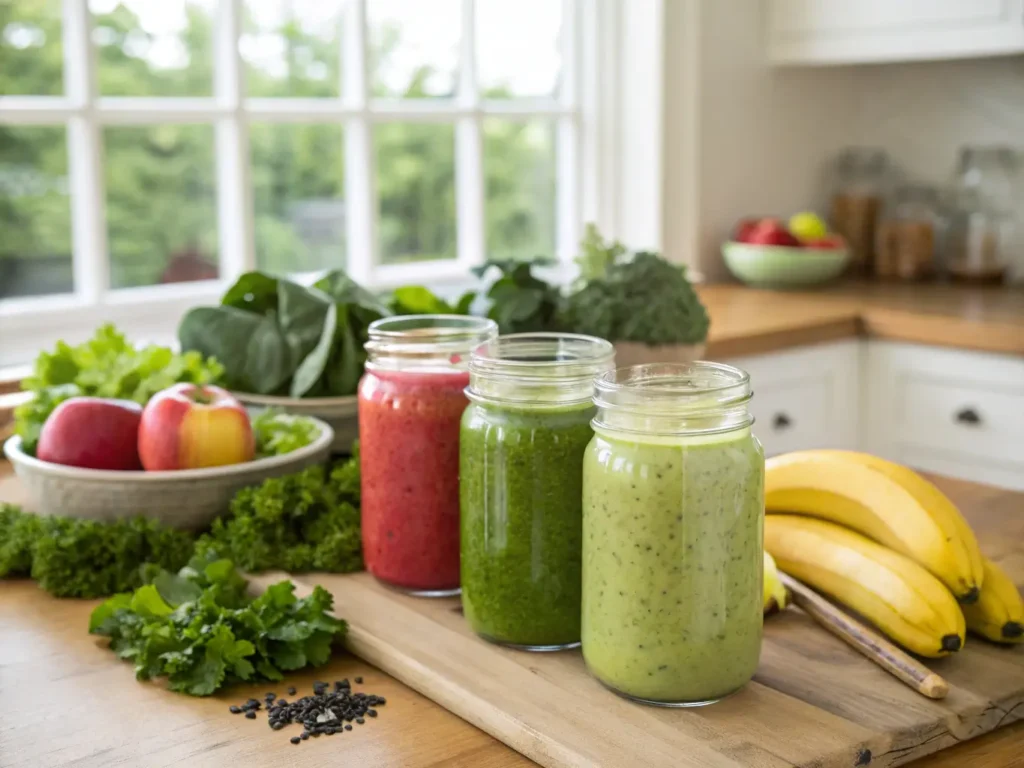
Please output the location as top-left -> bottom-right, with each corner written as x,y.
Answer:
662,0 -> 1024,280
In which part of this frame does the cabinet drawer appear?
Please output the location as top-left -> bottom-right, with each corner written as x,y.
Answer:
866,341 -> 1024,488
722,341 -> 861,457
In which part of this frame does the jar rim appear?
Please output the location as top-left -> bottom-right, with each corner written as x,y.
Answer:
595,361 -> 750,400
365,314 -> 498,361
470,333 -> 614,375
468,333 -> 615,407
593,362 -> 753,435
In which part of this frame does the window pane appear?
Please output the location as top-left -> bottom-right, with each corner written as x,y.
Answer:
91,0 -> 215,97
477,0 -> 562,99
484,120 -> 556,261
241,0 -> 344,98
376,123 -> 456,264
252,123 -> 345,274
0,126 -> 71,299
104,125 -> 218,289
1,0 -> 63,95
368,0 -> 459,99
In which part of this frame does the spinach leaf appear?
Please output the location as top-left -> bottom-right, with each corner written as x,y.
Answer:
221,271 -> 279,313
178,306 -> 269,391
290,302 -> 338,398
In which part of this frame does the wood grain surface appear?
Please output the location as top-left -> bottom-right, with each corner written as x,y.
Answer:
2,469 -> 1024,768
699,282 -> 1024,359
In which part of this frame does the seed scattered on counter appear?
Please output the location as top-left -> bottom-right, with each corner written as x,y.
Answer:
231,680 -> 386,745
287,686 -> 297,695
229,706 -> 241,714
354,676 -> 363,684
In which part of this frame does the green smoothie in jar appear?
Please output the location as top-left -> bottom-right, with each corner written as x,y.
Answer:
460,334 -> 614,650
581,362 -> 764,705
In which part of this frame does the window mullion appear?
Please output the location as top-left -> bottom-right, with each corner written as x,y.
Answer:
455,0 -> 485,272
344,0 -> 375,283
556,0 -> 581,263
214,0 -> 253,282
64,0 -> 108,304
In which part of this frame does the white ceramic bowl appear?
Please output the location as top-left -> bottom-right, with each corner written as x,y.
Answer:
233,393 -> 358,454
2,416 -> 333,529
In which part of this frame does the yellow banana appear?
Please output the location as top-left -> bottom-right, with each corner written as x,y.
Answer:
765,450 -> 983,603
765,515 -> 966,657
816,450 -> 985,593
763,551 -> 788,614
963,558 -> 1024,643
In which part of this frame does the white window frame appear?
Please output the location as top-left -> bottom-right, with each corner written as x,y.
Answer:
0,0 -> 668,367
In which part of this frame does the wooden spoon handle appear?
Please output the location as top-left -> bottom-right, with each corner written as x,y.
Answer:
778,571 -> 949,700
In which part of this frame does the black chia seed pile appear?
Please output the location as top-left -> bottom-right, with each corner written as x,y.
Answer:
230,678 -> 386,744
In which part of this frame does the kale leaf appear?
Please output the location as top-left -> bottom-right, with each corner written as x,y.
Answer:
89,554 -> 346,696
562,225 -> 709,346
0,504 -> 195,598
194,448 -> 362,574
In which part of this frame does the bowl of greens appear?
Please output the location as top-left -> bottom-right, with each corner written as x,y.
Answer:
4,410 -> 333,530
178,270 -> 388,453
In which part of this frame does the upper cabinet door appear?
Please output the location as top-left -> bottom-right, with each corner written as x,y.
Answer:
768,0 -> 1024,65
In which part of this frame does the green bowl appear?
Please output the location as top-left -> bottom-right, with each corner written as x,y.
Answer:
722,241 -> 850,289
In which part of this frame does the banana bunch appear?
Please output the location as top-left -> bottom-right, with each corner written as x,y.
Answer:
963,558 -> 1024,644
763,551 -> 787,614
764,449 -> 1024,654
765,514 -> 965,657
765,450 -> 984,603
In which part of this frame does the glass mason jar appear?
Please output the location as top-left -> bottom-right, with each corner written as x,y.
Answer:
359,315 -> 498,597
581,362 -> 764,707
460,333 -> 615,650
830,147 -> 890,276
875,184 -> 943,281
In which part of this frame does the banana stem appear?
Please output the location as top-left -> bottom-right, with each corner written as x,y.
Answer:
778,571 -> 949,700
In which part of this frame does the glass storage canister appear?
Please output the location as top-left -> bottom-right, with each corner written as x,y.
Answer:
948,146 -> 1019,284
875,184 -> 943,281
830,147 -> 890,276
460,333 -> 615,650
582,362 -> 764,706
359,315 -> 498,597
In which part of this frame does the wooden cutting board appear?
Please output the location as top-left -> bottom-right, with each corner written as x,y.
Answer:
277,479 -> 1024,768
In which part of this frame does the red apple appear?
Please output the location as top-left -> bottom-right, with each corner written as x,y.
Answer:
744,219 -> 802,247
138,384 -> 255,471
732,217 -> 763,243
805,234 -> 847,250
37,397 -> 144,471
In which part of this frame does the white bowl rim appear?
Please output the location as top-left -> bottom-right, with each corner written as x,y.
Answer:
2,415 -> 333,483
723,241 -> 850,258
234,391 -> 359,406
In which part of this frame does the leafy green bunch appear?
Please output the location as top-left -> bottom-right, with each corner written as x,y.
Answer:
15,325 -> 223,454
0,503 -> 195,598
178,270 -> 389,398
562,225 -> 710,346
251,410 -> 323,457
471,259 -> 563,334
89,555 -> 346,696
194,448 -> 363,574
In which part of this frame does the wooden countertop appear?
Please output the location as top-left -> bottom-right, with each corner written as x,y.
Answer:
700,282 -> 1024,359
3,464 -> 1024,768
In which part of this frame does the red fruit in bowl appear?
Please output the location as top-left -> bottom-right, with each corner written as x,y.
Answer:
36,397 -> 144,471
732,217 -> 763,243
805,234 -> 847,250
138,383 -> 255,471
745,219 -> 802,247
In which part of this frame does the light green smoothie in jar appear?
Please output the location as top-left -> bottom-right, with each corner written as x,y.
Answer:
581,362 -> 764,706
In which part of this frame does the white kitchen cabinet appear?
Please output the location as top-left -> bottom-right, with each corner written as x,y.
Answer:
864,341 -> 1024,491
768,0 -> 1024,65
722,341 -> 862,457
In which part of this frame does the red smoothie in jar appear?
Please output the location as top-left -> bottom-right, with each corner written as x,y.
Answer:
358,315 -> 497,596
